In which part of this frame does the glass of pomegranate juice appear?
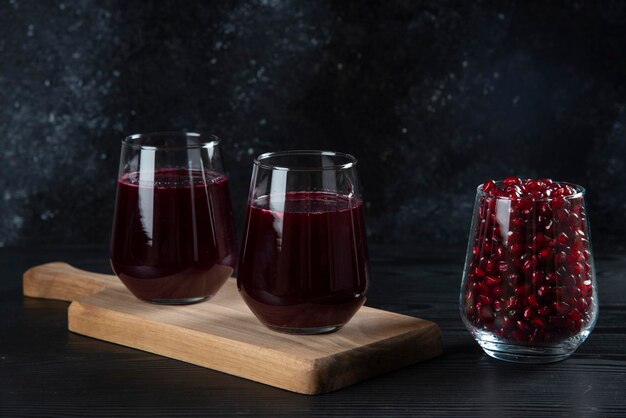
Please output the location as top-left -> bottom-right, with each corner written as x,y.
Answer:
110,132 -> 238,304
237,151 -> 370,334
461,177 -> 598,362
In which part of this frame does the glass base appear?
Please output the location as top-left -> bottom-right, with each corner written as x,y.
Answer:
475,330 -> 590,364
266,324 -> 342,335
141,295 -> 212,305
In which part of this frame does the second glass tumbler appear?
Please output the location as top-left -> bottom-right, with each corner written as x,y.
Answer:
237,151 -> 370,334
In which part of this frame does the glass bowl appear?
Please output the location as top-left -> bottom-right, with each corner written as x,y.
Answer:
460,179 -> 598,363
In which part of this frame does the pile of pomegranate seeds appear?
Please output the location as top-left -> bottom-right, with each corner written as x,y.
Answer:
463,177 -> 595,344
481,177 -> 579,200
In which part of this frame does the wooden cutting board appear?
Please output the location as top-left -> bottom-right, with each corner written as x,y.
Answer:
23,262 -> 442,395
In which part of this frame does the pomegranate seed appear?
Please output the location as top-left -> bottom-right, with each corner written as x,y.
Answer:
474,266 -> 486,278
510,243 -> 524,255
506,296 -> 520,310
511,217 -> 526,229
532,317 -> 546,328
504,176 -> 522,187
571,262 -> 585,277
568,212 -> 581,228
506,273 -> 523,286
478,294 -> 491,305
537,285 -> 553,300
482,180 -> 497,193
508,231 -> 523,245
531,270 -> 545,286
466,304 -> 476,316
556,208 -> 570,224
534,233 -> 547,247
572,238 -> 588,253
568,319 -> 582,334
553,301 -> 570,315
557,232 -> 569,245
523,307 -> 534,320
529,191 -> 542,201
568,309 -> 583,323
571,202 -> 584,215
479,282 -> 491,294
552,196 -> 566,209
538,248 -> 553,262
506,186 -> 523,198
526,179 -> 548,191
485,276 -> 502,286
522,256 -> 538,275
543,220 -> 554,235
568,250 -> 585,265
515,285 -> 531,297
527,295 -> 540,308
555,286 -> 569,299
554,186 -> 576,197
579,280 -> 593,297
517,198 -> 534,211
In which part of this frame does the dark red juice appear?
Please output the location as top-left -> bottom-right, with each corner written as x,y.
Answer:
237,191 -> 369,331
110,168 -> 237,303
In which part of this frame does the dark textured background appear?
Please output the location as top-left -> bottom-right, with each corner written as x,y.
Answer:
1,0 -> 625,248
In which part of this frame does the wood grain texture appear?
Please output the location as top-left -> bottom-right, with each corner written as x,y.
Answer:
23,262 -> 117,302
23,262 -> 442,395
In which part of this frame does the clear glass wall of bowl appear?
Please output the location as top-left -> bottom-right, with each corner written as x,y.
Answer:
460,182 -> 598,363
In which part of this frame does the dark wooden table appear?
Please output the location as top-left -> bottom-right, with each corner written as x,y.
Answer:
1,245 -> 625,417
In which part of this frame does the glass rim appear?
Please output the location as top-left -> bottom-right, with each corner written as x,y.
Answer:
476,180 -> 586,201
254,150 -> 358,172
122,132 -> 220,151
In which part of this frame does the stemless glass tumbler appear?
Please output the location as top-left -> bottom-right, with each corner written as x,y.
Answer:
460,179 -> 598,363
110,132 -> 238,304
237,151 -> 370,334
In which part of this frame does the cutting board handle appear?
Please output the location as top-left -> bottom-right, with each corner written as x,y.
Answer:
23,262 -> 118,302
